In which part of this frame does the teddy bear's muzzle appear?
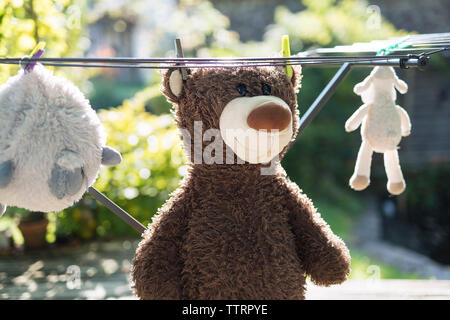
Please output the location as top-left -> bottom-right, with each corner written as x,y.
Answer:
219,96 -> 294,164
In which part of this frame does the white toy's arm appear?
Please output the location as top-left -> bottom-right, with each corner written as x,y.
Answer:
394,77 -> 408,94
354,77 -> 373,95
396,105 -> 411,136
345,104 -> 370,132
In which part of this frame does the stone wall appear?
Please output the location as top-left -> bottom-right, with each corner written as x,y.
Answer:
371,0 -> 450,34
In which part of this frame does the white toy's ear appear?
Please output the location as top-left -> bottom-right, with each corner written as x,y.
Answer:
354,76 -> 373,95
394,78 -> 408,94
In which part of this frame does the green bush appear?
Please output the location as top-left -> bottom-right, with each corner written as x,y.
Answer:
88,76 -> 147,110
0,0 -> 90,85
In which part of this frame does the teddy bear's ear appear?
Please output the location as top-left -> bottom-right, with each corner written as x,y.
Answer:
290,65 -> 302,92
162,68 -> 185,103
275,63 -> 302,93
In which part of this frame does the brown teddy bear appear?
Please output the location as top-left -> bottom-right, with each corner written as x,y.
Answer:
131,64 -> 350,299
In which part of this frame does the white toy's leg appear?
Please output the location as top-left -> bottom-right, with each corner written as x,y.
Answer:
350,140 -> 373,191
384,149 -> 406,195
49,150 -> 85,200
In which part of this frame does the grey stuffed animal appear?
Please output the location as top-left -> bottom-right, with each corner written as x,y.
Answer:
0,64 -> 121,215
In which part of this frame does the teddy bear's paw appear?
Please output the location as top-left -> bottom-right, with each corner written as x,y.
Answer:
0,203 -> 6,216
349,174 -> 370,191
387,180 -> 405,195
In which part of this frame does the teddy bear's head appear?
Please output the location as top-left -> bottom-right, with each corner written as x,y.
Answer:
162,65 -> 301,166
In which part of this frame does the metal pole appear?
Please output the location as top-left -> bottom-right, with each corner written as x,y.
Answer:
298,62 -> 352,135
175,38 -> 189,80
301,57 -> 428,69
88,187 -> 147,234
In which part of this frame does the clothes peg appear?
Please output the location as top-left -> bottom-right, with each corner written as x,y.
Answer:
175,38 -> 188,80
21,41 -> 46,73
282,35 -> 293,79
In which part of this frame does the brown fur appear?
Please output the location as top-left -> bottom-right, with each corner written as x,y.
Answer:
131,65 -> 350,300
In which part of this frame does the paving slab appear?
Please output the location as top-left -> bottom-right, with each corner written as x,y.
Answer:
1,240 -> 449,300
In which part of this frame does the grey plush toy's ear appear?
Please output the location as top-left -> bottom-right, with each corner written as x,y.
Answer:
0,203 -> 6,216
101,146 -> 122,166
0,160 -> 13,188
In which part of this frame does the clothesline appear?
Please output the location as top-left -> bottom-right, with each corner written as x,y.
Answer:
0,32 -> 447,70
0,52 -> 440,69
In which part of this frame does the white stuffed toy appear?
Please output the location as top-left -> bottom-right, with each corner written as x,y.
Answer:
345,66 -> 411,195
0,63 -> 121,215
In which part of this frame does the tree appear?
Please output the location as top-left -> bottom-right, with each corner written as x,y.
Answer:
0,0 -> 88,84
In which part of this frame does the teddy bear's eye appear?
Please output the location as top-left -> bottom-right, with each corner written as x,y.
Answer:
237,84 -> 247,96
262,83 -> 271,95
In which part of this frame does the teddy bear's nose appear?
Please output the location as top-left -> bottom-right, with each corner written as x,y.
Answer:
247,103 -> 291,131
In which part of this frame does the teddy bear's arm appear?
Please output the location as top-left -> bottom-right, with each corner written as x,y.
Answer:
396,105 -> 411,136
283,180 -> 351,286
131,191 -> 190,299
345,104 -> 370,132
